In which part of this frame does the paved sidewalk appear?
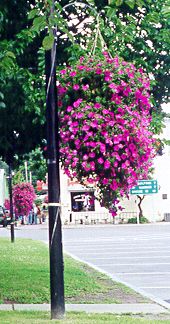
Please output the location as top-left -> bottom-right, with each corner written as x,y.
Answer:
0,303 -> 170,314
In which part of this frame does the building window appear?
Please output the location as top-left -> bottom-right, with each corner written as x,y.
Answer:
71,191 -> 95,212
162,194 -> 168,200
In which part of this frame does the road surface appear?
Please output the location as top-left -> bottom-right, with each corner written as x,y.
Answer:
1,222 -> 170,304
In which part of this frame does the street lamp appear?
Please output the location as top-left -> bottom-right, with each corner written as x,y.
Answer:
45,2 -> 65,320
45,1 -> 99,319
8,164 -> 14,243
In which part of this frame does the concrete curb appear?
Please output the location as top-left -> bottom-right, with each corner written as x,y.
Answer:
0,303 -> 169,314
0,305 -> 13,311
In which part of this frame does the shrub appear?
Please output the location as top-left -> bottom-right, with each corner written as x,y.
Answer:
128,216 -> 149,224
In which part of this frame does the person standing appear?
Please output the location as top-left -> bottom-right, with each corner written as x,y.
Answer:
28,208 -> 33,225
37,206 -> 42,224
33,204 -> 38,224
42,205 -> 47,223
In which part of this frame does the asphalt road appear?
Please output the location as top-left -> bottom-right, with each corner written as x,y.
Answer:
63,223 -> 170,304
1,222 -> 170,304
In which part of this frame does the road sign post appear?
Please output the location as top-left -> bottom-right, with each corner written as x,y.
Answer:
130,180 -> 158,195
130,180 -> 158,225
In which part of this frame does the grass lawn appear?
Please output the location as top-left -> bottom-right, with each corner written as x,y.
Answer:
0,311 -> 170,324
0,238 -> 149,304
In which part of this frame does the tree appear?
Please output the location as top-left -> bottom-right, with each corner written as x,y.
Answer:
99,0 -> 170,111
1,1 -> 169,211
0,0 -> 169,165
30,0 -> 169,112
137,194 -> 145,220
13,147 -> 47,186
0,1 -> 46,164
27,0 -> 169,138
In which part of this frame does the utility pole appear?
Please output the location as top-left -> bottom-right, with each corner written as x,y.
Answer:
45,2 -> 65,319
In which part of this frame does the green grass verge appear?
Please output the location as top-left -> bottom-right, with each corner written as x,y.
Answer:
0,311 -> 170,324
0,238 -> 149,304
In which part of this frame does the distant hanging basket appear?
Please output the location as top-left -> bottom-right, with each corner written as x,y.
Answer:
36,180 -> 43,191
57,52 -> 155,215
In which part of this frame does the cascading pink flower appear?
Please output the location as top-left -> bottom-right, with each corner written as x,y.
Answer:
57,53 -> 155,215
12,183 -> 36,216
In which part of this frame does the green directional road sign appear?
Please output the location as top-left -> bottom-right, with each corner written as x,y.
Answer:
130,180 -> 158,195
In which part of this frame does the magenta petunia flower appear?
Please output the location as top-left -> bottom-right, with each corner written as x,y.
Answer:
77,65 -> 85,70
89,152 -> 96,158
82,84 -> 89,91
73,98 -> 82,108
70,71 -> 77,77
104,160 -> 111,169
96,68 -> 103,74
94,103 -> 101,109
102,178 -> 109,185
83,154 -> 89,160
98,157 -> 104,164
67,106 -> 73,112
60,69 -> 67,75
73,84 -> 80,90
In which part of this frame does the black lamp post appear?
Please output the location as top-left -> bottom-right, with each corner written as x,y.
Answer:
45,0 -> 98,319
9,163 -> 14,243
45,2 -> 65,319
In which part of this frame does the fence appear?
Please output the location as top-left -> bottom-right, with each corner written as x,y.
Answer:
118,211 -> 137,223
62,210 -> 138,225
69,211 -> 114,225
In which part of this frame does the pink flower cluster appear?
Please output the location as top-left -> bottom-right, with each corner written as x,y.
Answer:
12,182 -> 36,216
4,198 -> 10,210
57,53 -> 155,215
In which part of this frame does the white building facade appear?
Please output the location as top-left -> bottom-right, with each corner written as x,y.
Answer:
60,170 -> 113,225
119,117 -> 170,223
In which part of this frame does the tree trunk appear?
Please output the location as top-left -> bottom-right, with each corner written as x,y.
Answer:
137,195 -> 145,221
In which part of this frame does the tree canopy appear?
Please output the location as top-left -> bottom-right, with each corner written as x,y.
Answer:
13,147 -> 47,186
0,0 -> 169,165
0,0 -> 45,164
29,0 -> 169,133
56,0 -> 170,111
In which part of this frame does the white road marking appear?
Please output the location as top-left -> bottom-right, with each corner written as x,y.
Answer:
64,239 -> 170,245
64,237 -> 170,242
85,255 -> 170,259
140,287 -> 170,289
64,235 -> 170,243
69,250 -> 170,255
98,262 -> 170,266
116,272 -> 170,275
64,245 -> 170,250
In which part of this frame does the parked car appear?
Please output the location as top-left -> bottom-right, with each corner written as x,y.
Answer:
0,206 -> 11,227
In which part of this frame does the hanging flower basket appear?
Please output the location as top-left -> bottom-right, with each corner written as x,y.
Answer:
57,52 -> 155,215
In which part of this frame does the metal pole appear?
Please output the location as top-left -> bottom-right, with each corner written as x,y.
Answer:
24,161 -> 28,182
9,164 -> 14,243
29,171 -> 32,184
45,10 -> 65,319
